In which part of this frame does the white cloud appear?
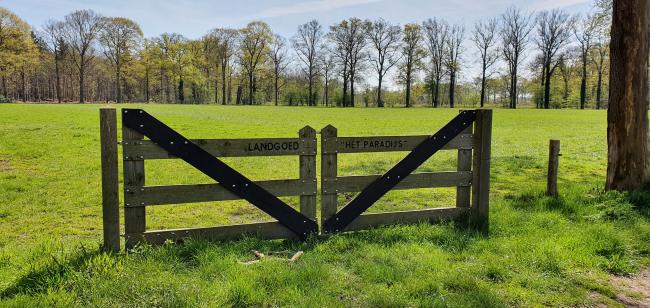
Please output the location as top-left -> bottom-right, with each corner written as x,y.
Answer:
238,0 -> 382,21
530,0 -> 591,11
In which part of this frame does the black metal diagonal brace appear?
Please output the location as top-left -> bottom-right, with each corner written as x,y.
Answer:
122,109 -> 318,239
322,110 -> 478,234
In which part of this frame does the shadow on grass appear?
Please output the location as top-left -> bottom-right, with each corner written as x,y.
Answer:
505,187 -> 650,221
1,246 -> 102,298
2,221 -> 484,299
504,191 -> 578,216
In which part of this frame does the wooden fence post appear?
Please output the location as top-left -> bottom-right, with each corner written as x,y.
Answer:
100,108 -> 120,252
122,110 -> 146,249
456,111 -> 472,225
299,126 -> 317,222
321,125 -> 338,229
471,109 -> 492,233
547,140 -> 560,196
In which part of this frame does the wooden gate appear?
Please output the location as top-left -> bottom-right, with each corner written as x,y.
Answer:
100,108 -> 318,250
320,109 -> 492,234
100,108 -> 492,251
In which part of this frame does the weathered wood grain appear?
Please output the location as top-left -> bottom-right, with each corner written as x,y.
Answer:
547,139 -> 560,196
322,171 -> 471,194
122,117 -> 146,249
125,179 -> 312,206
133,221 -> 298,245
321,125 -> 338,227
332,134 -> 473,154
100,108 -> 120,252
299,126 -> 317,221
471,109 -> 492,233
123,137 -> 316,160
456,114 -> 473,214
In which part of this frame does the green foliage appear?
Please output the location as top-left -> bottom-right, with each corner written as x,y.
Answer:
0,95 -> 12,103
0,105 -> 647,306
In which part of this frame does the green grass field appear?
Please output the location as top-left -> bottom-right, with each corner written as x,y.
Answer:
1,103 -> 649,306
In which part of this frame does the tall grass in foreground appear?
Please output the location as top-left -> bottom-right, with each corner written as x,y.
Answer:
0,104 -> 647,306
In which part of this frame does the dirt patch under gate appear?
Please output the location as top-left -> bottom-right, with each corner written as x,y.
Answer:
610,269 -> 650,307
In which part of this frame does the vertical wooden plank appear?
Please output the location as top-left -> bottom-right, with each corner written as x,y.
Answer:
122,110 -> 146,249
321,125 -> 338,229
471,109 -> 492,233
100,108 -> 120,252
456,110 -> 472,210
299,126 -> 317,222
547,140 -> 560,196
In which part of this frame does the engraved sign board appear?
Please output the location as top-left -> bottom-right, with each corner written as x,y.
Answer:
123,137 -> 317,160
332,135 -> 473,154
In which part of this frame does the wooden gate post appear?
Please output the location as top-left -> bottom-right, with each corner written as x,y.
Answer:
547,140 -> 560,196
299,126 -> 318,222
122,110 -> 146,249
321,125 -> 338,228
100,108 -> 120,252
471,109 -> 492,233
456,111 -> 472,225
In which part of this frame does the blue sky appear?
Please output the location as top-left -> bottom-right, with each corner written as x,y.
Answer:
0,0 -> 595,84
2,0 -> 593,39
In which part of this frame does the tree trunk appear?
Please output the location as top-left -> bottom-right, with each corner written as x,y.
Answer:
377,74 -> 384,107
160,68 -> 165,102
350,73 -> 355,107
480,68 -> 487,108
145,66 -> 150,103
434,76 -> 441,108
606,0 -> 648,191
21,68 -> 26,102
274,70 -> 279,106
222,63 -> 228,105
178,77 -> 184,103
341,72 -> 348,108
536,64 -> 546,109
324,75 -> 329,107
192,83 -> 198,103
580,55 -> 588,109
510,72 -> 518,109
430,79 -> 435,107
214,72 -> 219,104
54,56 -> 62,103
563,74 -> 569,103
308,69 -> 313,106
227,71 -> 232,104
405,66 -> 412,108
596,71 -> 603,109
248,72 -> 254,105
1,71 -> 7,98
544,66 -> 552,109
449,71 -> 456,108
116,64 -> 122,103
79,60 -> 85,103
236,85 -> 242,105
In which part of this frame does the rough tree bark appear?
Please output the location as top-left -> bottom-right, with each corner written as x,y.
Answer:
55,54 -> 62,103
580,54 -> 588,109
222,63 -> 227,105
405,68 -> 412,107
606,0 -> 648,191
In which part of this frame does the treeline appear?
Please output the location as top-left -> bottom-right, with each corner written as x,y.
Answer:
0,1 -> 611,108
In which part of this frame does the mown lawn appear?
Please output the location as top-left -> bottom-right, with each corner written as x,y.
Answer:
0,103 -> 649,307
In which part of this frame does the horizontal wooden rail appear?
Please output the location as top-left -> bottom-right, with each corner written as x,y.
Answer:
345,207 -> 468,231
123,137 -> 317,160
128,221 -> 297,245
322,171 -> 471,194
124,179 -> 314,206
324,133 -> 473,154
